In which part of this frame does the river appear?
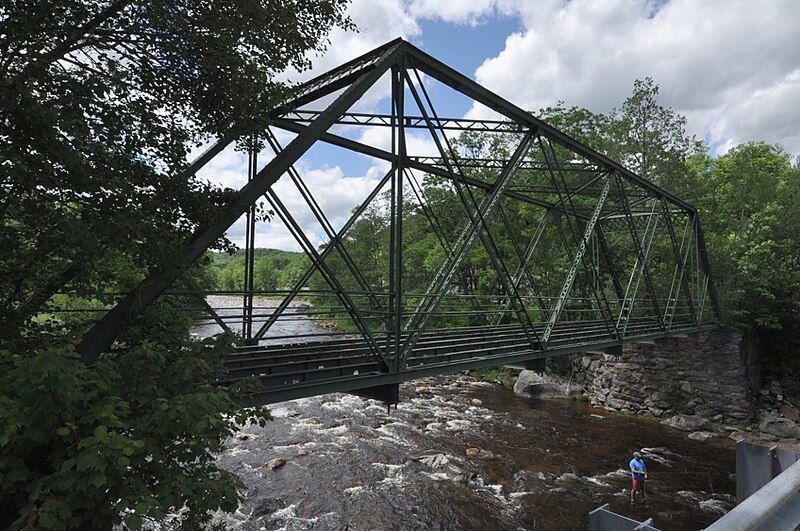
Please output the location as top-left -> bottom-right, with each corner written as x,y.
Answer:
199,297 -> 736,530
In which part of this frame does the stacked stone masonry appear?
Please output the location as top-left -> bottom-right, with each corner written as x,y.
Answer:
565,329 -> 761,422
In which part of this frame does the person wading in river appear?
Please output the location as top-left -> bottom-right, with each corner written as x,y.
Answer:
629,451 -> 648,506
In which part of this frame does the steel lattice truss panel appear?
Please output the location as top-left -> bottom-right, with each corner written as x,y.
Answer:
76,39 -> 720,404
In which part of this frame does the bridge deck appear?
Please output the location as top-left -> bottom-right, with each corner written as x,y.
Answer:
224,318 -> 709,405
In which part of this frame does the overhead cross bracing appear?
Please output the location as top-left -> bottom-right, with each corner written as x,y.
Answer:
72,39 -> 720,405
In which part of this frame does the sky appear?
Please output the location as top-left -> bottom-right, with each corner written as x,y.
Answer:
197,0 -> 800,251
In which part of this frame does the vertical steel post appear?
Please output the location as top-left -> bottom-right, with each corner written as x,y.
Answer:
613,173 -> 665,332
661,202 -> 697,328
389,62 -> 406,371
242,143 -> 257,342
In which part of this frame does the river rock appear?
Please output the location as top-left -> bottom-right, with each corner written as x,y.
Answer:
729,430 -> 747,442
465,447 -> 481,457
415,386 -> 432,395
513,370 -> 581,399
417,453 -> 448,468
470,398 -> 483,406
688,431 -> 714,442
252,497 -> 285,517
759,417 -> 799,438
780,404 -> 799,421
265,457 -> 287,470
661,414 -> 708,431
296,448 -> 309,457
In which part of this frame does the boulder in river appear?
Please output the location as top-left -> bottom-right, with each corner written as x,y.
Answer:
780,404 -> 799,421
661,414 -> 708,431
470,398 -> 483,406
513,370 -> 582,399
687,431 -> 714,442
759,416 -> 799,438
417,453 -> 449,468
265,457 -> 287,470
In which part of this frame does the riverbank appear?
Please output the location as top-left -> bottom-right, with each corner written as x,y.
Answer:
212,373 -> 735,530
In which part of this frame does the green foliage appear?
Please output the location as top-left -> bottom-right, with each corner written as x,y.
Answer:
0,1 -> 353,527
0,0 -> 353,331
210,249 -> 304,293
0,328 -> 270,529
254,257 -> 279,292
470,366 -> 520,389
665,383 -> 689,410
607,77 -> 705,187
681,143 -> 800,332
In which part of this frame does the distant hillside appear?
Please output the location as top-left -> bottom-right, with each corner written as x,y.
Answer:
208,248 -> 305,292
211,248 -> 302,270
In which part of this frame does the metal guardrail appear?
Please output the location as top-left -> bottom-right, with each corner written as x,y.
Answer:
589,503 -> 659,530
705,441 -> 800,531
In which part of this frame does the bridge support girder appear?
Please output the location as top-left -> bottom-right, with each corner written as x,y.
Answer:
505,358 -> 546,373
350,383 -> 400,406
586,345 -> 623,356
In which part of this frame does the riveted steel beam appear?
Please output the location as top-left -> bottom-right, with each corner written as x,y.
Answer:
540,175 -> 612,344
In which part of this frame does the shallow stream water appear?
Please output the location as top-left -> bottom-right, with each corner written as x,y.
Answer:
199,297 -> 736,530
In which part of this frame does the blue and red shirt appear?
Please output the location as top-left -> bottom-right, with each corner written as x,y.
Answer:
629,458 -> 646,480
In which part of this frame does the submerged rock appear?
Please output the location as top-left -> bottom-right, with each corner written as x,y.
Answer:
252,497 -> 285,517
661,414 -> 708,431
688,431 -> 714,442
513,370 -> 582,399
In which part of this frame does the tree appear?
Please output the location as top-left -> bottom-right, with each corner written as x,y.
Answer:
0,0 -> 353,334
219,261 -> 245,292
688,143 -> 800,334
537,101 -> 613,154
0,1 -> 354,528
278,255 -> 312,291
608,77 -> 704,189
253,257 -> 279,293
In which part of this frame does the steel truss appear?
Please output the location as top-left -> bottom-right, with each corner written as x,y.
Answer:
73,39 -> 720,404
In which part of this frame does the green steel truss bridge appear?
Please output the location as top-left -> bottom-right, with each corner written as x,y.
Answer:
73,39 -> 719,405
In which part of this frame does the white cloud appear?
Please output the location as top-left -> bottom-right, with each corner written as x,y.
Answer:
409,0 -> 497,25
215,160 -> 390,251
465,0 -> 800,154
